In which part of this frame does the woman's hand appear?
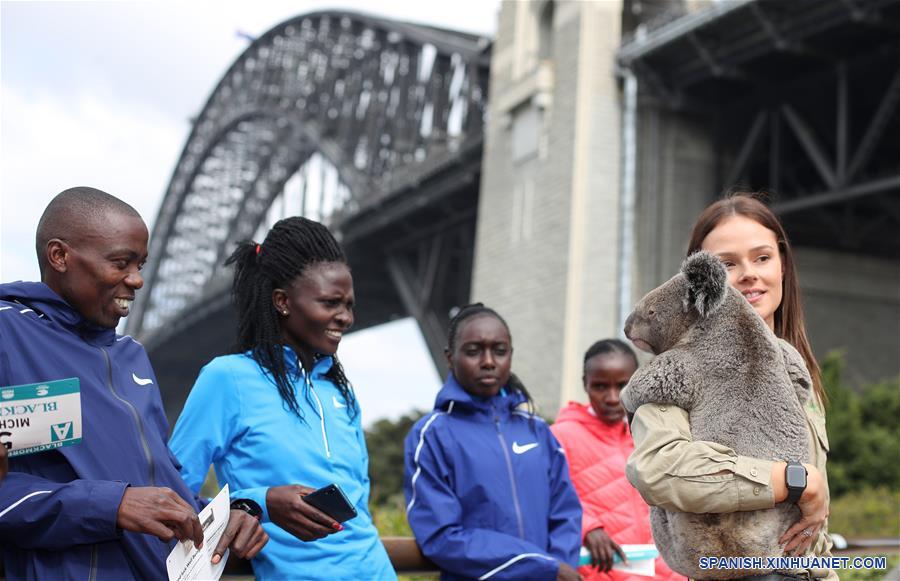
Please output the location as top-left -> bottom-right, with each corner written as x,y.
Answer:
779,464 -> 828,556
266,485 -> 342,542
557,562 -> 582,581
584,527 -> 626,572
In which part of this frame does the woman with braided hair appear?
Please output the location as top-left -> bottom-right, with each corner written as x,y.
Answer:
170,217 -> 395,580
403,303 -> 583,581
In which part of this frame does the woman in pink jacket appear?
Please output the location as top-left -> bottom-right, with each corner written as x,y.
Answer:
551,339 -> 683,581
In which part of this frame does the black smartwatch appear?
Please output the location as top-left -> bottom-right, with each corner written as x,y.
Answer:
230,498 -> 263,519
785,461 -> 807,504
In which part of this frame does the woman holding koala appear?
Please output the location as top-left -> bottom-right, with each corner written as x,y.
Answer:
626,193 -> 836,580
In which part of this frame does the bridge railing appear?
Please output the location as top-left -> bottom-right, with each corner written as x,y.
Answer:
381,537 -> 439,573
222,536 -> 437,575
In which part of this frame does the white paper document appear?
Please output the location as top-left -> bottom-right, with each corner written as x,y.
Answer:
0,378 -> 82,457
166,484 -> 231,581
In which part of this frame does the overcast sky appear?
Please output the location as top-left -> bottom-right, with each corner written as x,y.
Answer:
0,0 -> 500,426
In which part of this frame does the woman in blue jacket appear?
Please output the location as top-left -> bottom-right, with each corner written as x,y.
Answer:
404,303 -> 583,580
169,217 -> 394,581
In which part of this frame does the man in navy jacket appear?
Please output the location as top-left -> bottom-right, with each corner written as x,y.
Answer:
0,187 -> 267,580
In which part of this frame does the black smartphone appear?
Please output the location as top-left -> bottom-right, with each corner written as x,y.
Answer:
303,483 -> 358,523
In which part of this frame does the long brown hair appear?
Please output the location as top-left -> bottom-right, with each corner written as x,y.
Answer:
687,193 -> 825,406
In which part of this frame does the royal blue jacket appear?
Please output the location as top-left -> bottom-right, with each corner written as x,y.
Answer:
169,350 -> 395,581
0,282 -> 200,580
404,375 -> 582,580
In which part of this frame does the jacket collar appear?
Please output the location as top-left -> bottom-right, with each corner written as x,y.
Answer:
433,373 -> 528,416
0,281 -> 117,346
556,401 -> 631,436
282,345 -> 334,379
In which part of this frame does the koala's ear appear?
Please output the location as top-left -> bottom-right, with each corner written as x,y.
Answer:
680,251 -> 727,317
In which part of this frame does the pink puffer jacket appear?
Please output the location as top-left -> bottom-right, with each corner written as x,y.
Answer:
551,402 -> 684,581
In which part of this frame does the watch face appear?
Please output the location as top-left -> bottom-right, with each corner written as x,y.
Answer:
786,463 -> 807,488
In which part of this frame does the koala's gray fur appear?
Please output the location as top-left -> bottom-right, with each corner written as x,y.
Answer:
622,251 -> 811,580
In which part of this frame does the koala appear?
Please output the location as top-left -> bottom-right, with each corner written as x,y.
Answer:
621,250 -> 811,580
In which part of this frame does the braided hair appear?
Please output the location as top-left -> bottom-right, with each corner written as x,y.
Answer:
225,216 -> 357,420
447,303 -> 536,415
582,338 -> 639,375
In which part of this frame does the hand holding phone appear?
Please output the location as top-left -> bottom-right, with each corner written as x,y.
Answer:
266,484 -> 343,542
302,483 -> 358,523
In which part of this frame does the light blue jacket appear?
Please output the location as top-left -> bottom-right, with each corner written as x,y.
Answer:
169,348 -> 395,581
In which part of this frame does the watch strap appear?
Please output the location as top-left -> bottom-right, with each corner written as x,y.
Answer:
785,461 -> 807,504
230,498 -> 263,519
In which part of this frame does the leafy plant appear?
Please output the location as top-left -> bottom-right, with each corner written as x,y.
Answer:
829,486 -> 900,538
836,554 -> 899,581
370,494 -> 414,537
365,411 -> 426,505
821,352 -> 900,498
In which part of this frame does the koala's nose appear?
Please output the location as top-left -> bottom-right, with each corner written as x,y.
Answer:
623,312 -> 634,338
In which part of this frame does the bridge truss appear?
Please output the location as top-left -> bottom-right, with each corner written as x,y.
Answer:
621,0 -> 900,258
125,11 -> 490,415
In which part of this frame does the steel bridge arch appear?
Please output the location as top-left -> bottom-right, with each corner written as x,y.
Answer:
127,10 -> 490,345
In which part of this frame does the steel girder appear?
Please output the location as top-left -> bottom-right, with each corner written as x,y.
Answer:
620,0 -> 900,258
127,11 -> 490,341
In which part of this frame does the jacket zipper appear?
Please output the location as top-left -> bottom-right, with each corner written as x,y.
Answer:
494,413 -> 525,539
88,544 -> 98,581
305,374 -> 331,458
98,347 -> 155,485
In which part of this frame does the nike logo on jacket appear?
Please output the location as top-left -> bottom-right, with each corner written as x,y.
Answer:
512,441 -> 538,454
132,373 -> 154,386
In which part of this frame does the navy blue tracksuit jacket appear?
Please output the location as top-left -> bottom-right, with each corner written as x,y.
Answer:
0,282 -> 199,580
404,376 -> 582,580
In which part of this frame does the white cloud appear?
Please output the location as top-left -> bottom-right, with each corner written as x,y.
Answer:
340,318 -> 442,427
0,86 -> 184,281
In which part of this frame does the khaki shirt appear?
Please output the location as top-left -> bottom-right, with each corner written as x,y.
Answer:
626,398 -> 836,579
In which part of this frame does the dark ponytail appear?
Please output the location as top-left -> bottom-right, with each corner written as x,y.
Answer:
225,217 -> 357,421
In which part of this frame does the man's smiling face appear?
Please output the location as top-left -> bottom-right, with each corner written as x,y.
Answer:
53,211 -> 148,328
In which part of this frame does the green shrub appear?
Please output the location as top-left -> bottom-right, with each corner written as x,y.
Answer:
200,465 -> 220,498
859,376 -> 900,428
370,495 -> 439,580
822,353 -> 900,499
365,411 -> 426,505
828,486 -> 900,538
370,494 -> 413,537
837,554 -> 899,581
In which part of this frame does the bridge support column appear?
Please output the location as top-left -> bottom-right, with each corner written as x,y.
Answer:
386,233 -> 458,379
387,259 -> 447,378
473,0 -> 627,415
